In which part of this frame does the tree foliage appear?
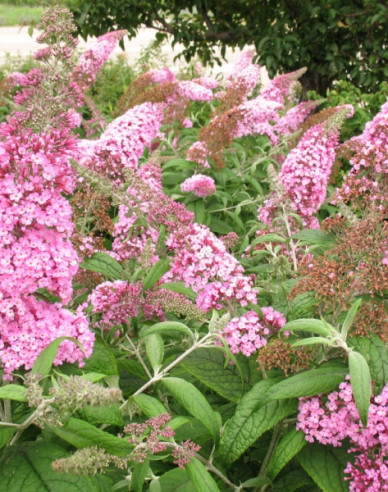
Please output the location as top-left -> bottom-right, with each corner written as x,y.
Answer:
68,0 -> 388,94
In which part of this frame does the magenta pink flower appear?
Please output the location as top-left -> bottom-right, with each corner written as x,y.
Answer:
222,308 -> 286,356
181,174 -> 216,197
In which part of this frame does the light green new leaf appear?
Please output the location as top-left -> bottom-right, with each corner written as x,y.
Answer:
292,337 -> 331,348
140,322 -> 194,342
32,336 -> 86,377
80,252 -> 123,279
156,282 -> 196,301
298,444 -> 349,492
0,385 -> 27,402
161,378 -> 220,443
349,350 -> 371,426
186,458 -> 220,492
267,365 -> 348,400
281,319 -> 333,337
145,334 -> 164,371
348,333 -> 388,394
341,299 -> 362,339
267,428 -> 306,479
131,460 -> 149,492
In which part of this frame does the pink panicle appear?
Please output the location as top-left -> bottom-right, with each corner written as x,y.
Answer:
72,30 -> 127,89
181,174 -> 216,198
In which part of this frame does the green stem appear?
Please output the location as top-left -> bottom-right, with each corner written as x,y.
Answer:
120,333 -> 214,410
255,422 -> 283,491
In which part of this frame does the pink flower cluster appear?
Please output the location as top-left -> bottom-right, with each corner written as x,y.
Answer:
297,381 -> 388,492
0,11 -> 94,378
260,68 -> 307,105
222,308 -> 286,356
334,99 -> 388,209
78,102 -> 165,183
258,118 -> 344,229
165,223 -> 257,311
72,30 -> 127,89
181,174 -> 216,197
0,295 -> 93,376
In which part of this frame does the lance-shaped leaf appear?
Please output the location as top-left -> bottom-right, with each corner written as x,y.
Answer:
143,258 -> 171,292
161,378 -> 220,443
281,319 -> 333,337
49,417 -> 133,456
140,322 -> 194,342
292,337 -> 331,348
348,350 -> 371,426
80,252 -> 123,279
266,365 -> 347,400
216,379 -> 296,464
131,394 -> 168,418
267,428 -> 306,479
348,333 -> 388,394
145,334 -> 164,372
186,458 -> 220,492
298,444 -> 349,492
0,385 -> 27,402
340,298 -> 362,339
159,468 -> 196,492
181,348 -> 244,402
32,336 -> 86,377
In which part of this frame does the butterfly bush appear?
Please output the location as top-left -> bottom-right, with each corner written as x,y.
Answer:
297,380 -> 388,492
258,106 -> 354,229
0,6 -> 95,379
72,30 -> 127,89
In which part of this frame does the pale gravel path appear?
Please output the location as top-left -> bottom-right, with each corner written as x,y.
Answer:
0,25 -> 269,81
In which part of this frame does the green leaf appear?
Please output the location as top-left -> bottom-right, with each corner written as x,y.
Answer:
80,252 -> 123,279
292,229 -> 335,249
0,441 -> 113,492
251,233 -> 286,246
287,292 -> 317,321
131,460 -> 149,492
0,385 -> 27,402
131,394 -> 168,418
298,444 -> 349,492
348,351 -> 371,426
281,319 -> 333,337
81,404 -> 123,427
272,469 -> 314,492
348,334 -> 388,394
140,322 -> 194,341
32,337 -> 86,377
186,458 -> 220,492
156,282 -> 197,301
161,378 -> 220,443
159,468 -> 196,492
49,417 -> 133,456
181,348 -> 244,402
292,337 -> 331,348
81,341 -> 118,376
217,379 -> 297,464
145,334 -> 164,371
240,477 -> 272,488
149,479 -> 162,492
341,299 -> 362,339
266,364 -> 347,400
143,258 -> 171,292
267,429 -> 306,479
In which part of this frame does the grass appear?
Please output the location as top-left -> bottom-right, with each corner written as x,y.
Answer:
0,4 -> 44,26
